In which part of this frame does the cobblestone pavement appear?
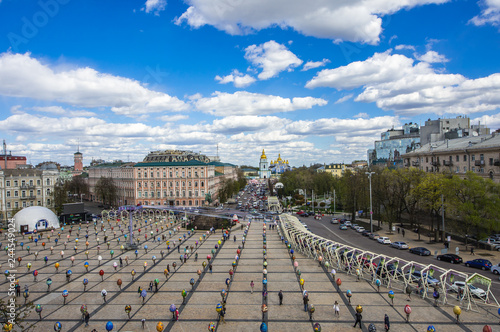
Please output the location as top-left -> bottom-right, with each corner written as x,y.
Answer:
2,216 -> 499,332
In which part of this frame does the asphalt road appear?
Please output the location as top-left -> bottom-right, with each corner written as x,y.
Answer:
298,215 -> 500,301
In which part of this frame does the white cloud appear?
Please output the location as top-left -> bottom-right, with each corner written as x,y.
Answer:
395,44 -> 416,51
302,59 -> 331,71
415,50 -> 449,63
175,0 -> 450,45
306,50 -> 500,115
208,115 -> 290,134
470,0 -> 500,27
32,106 -> 97,117
215,70 -> 256,88
158,114 -> 189,122
193,91 -> 327,116
143,0 -> 167,15
473,113 -> 500,130
334,94 -> 354,104
244,40 -> 303,80
354,112 -> 370,118
0,52 -> 187,116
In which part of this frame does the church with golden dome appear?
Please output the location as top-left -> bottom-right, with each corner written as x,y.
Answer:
259,150 -> 292,179
269,153 -> 292,175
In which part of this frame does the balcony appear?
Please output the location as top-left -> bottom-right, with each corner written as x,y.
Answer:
431,161 -> 439,167
494,160 -> 500,167
412,161 -> 420,167
443,160 -> 453,166
20,185 -> 36,189
20,195 -> 36,200
474,160 -> 485,166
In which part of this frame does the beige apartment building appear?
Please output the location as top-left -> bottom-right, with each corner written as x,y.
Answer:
402,132 -> 500,183
0,167 -> 59,219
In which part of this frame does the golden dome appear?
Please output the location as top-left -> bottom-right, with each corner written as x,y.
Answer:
277,154 -> 282,162
260,149 -> 267,159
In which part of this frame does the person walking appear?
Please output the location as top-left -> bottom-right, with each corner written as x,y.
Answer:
167,264 -> 170,273
138,286 -> 142,298
353,310 -> 363,328
402,229 -> 405,238
195,252 -> 198,261
209,264 -> 213,274
333,301 -> 340,318
233,235 -> 236,242
470,247 -> 475,255
278,290 -> 283,305
84,311 -> 90,327
119,257 -> 123,267
250,280 -> 255,294
384,313 -> 390,331
148,281 -> 153,291
303,294 -> 309,312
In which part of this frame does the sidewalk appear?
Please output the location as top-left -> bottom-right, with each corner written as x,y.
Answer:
355,217 -> 500,265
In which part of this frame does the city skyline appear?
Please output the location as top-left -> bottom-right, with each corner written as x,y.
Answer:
1,0 -> 500,167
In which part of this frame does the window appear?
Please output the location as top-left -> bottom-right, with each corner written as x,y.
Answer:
157,191 -> 161,198
144,192 -> 148,198
14,191 -> 18,197
163,182 -> 166,187
201,181 -> 204,187
46,189 -> 50,195
144,182 -> 148,188
7,202 -> 10,208
14,180 -> 18,186
195,181 -> 198,187
472,155 -> 475,161
472,167 -> 475,172
6,180 -> 10,186
176,171 -> 179,177
37,201 -> 41,206
188,182 -> 191,187
169,182 -> 173,188
21,180 -> 26,186
195,190 -> 198,197
464,166 -> 467,172
463,155 -> 467,162
170,191 -> 173,197
163,172 -> 166,177
163,191 -> 167,197
480,154 -> 484,161
157,172 -> 160,177
138,172 -> 141,178
176,191 -> 179,197
490,158 -> 494,166
157,182 -> 160,187
6,191 -> 10,197
456,166 -> 459,173
37,189 -> 41,195
151,172 -> 154,178
14,202 -> 19,208
480,168 -> 484,173
189,191 -> 192,197
151,191 -> 154,198
425,157 -> 428,163
176,181 -> 179,187
456,155 -> 459,162
169,172 -> 173,177
22,201 -> 26,208
138,192 -> 142,198
182,182 -> 185,187
29,180 -> 33,186
138,182 -> 142,188
188,171 -> 191,177
46,179 -> 50,185
182,190 -> 186,197
182,171 -> 185,177
144,172 -> 147,178
21,191 -> 26,198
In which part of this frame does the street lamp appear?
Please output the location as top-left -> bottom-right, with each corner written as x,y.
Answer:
365,172 -> 375,233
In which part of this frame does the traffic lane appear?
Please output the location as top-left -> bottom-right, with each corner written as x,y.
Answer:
300,218 -> 500,297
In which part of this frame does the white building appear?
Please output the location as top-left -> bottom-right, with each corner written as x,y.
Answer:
258,149 -> 271,179
13,206 -> 60,233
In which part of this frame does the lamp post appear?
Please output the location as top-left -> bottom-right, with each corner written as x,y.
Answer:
365,172 -> 375,233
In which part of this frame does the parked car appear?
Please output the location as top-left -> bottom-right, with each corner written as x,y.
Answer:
361,230 -> 371,237
408,271 -> 440,285
351,223 -> 358,229
344,220 -> 352,227
296,210 -> 306,216
436,253 -> 463,264
339,224 -> 348,230
356,227 -> 365,233
409,247 -> 431,256
465,259 -> 493,271
330,218 -> 339,224
450,281 -> 487,299
390,241 -> 409,250
378,237 -> 391,244
491,263 -> 500,275
369,233 -> 380,240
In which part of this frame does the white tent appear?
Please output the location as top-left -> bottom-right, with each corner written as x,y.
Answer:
13,206 -> 60,233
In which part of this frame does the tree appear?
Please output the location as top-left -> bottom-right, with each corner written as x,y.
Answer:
413,173 -> 445,240
95,177 -> 117,206
0,297 -> 34,331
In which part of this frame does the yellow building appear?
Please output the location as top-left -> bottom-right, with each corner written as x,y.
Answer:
317,163 -> 345,177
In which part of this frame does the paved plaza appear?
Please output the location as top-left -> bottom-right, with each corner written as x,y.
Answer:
2,215 -> 499,332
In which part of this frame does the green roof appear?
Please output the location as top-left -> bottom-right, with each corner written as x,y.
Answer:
214,171 -> 224,176
207,161 -> 237,167
134,160 -> 208,167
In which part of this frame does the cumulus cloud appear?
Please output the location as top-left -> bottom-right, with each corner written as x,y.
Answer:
215,70 -> 256,87
0,52 -> 187,116
143,0 -> 167,15
305,50 -> 500,115
208,115 -> 290,134
415,50 -> 449,63
32,106 -> 97,117
395,44 -> 416,51
302,59 -> 331,71
193,91 -> 327,116
334,94 -> 354,104
175,0 -> 450,44
244,41 -> 303,80
470,0 -> 500,27
158,114 -> 189,122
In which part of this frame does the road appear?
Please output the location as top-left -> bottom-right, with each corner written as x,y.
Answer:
298,215 -> 500,301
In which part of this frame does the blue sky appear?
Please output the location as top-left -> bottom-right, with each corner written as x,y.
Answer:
0,0 -> 499,167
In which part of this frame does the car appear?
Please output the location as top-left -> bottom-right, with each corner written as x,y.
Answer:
450,281 -> 487,299
390,241 -> 409,250
314,214 -> 322,220
378,237 -> 391,244
369,233 -> 380,240
494,245 -> 500,251
436,253 -> 463,264
351,223 -> 358,229
409,247 -> 431,256
408,271 -> 440,285
344,220 -> 352,226
376,263 -> 400,278
491,263 -> 500,275
339,224 -> 348,230
296,210 -> 306,216
361,230 -> 371,237
330,218 -> 339,224
356,227 -> 365,233
465,259 -> 493,271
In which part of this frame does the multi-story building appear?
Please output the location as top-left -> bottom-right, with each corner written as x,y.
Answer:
402,132 -> 500,183
0,154 -> 27,169
368,122 -> 420,166
269,154 -> 292,176
317,163 -> 345,177
258,149 -> 271,179
420,116 -> 489,145
73,150 -> 83,176
87,150 -> 238,207
0,167 -> 59,220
